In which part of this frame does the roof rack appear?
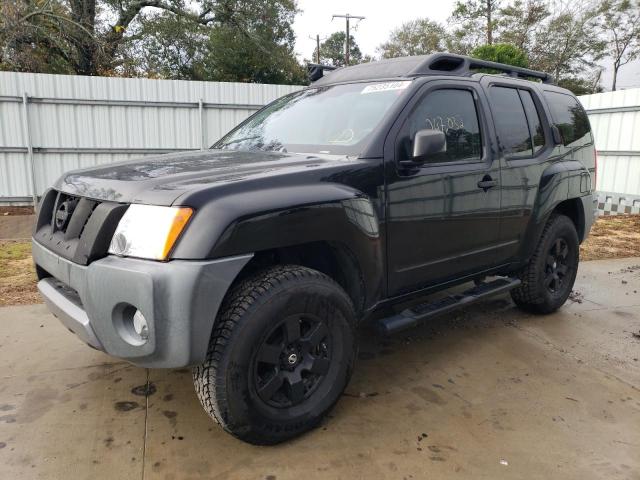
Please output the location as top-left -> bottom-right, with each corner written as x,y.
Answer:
409,53 -> 554,84
307,63 -> 337,82
310,53 -> 554,86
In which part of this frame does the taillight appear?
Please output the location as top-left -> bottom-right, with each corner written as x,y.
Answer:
593,150 -> 598,191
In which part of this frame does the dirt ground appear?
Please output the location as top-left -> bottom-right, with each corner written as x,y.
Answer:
0,206 -> 34,216
0,215 -> 638,306
581,215 -> 640,261
0,241 -> 39,306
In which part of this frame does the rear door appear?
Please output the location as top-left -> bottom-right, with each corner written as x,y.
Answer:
484,82 -> 553,262
385,80 -> 503,296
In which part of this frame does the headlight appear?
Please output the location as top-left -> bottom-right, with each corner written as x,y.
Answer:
109,205 -> 193,261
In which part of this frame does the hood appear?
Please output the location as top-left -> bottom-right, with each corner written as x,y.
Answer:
54,149 -> 357,206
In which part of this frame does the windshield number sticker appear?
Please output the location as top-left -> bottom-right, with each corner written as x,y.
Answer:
361,81 -> 411,94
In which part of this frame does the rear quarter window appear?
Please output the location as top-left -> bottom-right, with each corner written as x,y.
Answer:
543,91 -> 592,147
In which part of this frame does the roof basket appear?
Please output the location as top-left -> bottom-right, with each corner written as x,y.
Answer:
307,63 -> 337,82
411,53 -> 553,84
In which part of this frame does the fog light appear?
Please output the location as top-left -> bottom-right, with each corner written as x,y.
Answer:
133,310 -> 149,340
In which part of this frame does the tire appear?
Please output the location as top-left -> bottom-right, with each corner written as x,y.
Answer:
511,214 -> 580,314
193,265 -> 357,445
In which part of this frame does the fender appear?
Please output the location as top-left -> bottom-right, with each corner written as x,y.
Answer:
517,159 -> 590,261
171,183 -> 385,310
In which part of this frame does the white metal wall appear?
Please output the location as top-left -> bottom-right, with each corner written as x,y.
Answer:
579,88 -> 640,197
0,72 -> 302,202
1,72 -> 638,204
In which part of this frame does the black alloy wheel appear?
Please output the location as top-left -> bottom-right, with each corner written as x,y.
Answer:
544,237 -> 573,295
511,214 -> 580,314
193,265 -> 357,445
253,314 -> 331,408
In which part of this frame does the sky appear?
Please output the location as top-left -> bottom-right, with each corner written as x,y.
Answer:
292,0 -> 640,91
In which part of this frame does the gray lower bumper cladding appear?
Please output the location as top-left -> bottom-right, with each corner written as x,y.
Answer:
32,239 -> 252,368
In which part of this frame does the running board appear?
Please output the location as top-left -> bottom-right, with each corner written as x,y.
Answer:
376,277 -> 521,335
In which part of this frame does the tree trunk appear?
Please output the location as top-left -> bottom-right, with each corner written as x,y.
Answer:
68,0 -> 98,75
612,65 -> 618,91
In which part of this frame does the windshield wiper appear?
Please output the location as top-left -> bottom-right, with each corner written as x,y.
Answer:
219,135 -> 262,147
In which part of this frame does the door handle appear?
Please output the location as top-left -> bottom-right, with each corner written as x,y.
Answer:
477,176 -> 498,191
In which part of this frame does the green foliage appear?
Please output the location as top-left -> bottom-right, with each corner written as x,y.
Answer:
378,19 -> 448,58
314,31 -> 363,67
557,76 -> 603,96
470,43 -> 529,68
131,13 -> 210,80
442,0 -> 607,93
0,0 -> 307,84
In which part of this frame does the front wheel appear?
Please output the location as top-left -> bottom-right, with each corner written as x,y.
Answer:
511,214 -> 580,314
193,265 -> 357,445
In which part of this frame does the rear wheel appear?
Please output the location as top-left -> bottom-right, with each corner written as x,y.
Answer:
511,214 -> 579,314
193,265 -> 356,445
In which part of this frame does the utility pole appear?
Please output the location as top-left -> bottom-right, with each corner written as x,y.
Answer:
332,13 -> 365,66
309,34 -> 327,64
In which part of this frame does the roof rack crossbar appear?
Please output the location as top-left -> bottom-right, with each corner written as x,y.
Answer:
411,53 -> 554,84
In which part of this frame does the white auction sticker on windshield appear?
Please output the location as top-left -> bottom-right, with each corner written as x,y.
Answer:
361,81 -> 411,94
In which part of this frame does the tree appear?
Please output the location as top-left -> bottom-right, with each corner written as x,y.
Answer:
203,0 -> 306,84
0,0 -> 305,83
451,0 -> 501,46
129,12 -> 210,80
471,43 -> 529,67
313,31 -> 362,67
130,0 -> 306,84
377,19 -> 448,58
497,0 -> 549,50
597,0 -> 640,90
527,3 -> 605,87
0,1 -> 77,74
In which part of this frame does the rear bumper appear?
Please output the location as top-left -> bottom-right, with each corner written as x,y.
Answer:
580,193 -> 598,243
33,239 -> 252,368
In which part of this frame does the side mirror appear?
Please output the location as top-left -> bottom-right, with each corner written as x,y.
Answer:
551,124 -> 563,146
412,129 -> 447,161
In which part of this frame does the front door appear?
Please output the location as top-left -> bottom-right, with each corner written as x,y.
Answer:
385,81 -> 502,296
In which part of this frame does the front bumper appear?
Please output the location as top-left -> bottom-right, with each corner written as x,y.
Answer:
32,239 -> 252,368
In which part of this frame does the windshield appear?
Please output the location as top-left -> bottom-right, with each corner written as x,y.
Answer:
214,81 -> 412,155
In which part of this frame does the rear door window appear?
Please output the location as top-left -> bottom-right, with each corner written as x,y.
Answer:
489,87 -> 533,158
519,90 -> 546,153
543,91 -> 592,146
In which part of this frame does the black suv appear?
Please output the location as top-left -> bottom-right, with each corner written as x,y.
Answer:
33,53 -> 597,444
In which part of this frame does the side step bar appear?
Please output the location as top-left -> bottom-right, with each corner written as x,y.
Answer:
376,277 -> 521,335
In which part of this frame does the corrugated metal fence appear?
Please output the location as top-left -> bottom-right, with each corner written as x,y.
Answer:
580,88 -> 640,214
0,72 -> 302,203
1,72 -> 639,209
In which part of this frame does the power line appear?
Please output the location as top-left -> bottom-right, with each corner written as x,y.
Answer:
331,13 -> 365,66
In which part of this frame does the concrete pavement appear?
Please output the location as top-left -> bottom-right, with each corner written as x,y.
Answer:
1,257 -> 639,479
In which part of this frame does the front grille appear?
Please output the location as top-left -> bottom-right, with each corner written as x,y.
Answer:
34,189 -> 128,265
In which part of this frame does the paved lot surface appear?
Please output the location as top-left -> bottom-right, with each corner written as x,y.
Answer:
1,257 -> 639,480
